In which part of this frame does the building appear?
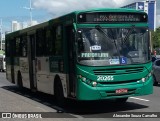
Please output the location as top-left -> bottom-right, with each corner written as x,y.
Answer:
23,20 -> 39,29
11,21 -> 23,32
11,20 -> 39,31
122,0 -> 156,31
0,33 -> 5,50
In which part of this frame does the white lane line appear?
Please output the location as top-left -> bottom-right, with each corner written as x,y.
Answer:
129,97 -> 150,102
69,113 -> 84,119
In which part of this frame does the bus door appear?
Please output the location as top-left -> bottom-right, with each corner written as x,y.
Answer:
65,25 -> 76,97
28,34 -> 37,90
10,39 -> 15,83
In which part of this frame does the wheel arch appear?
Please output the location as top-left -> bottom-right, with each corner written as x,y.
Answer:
53,74 -> 67,98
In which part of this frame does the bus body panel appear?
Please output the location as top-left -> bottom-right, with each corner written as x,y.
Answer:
19,57 -> 30,89
76,77 -> 153,100
13,58 -> 20,86
76,62 -> 153,100
6,64 -> 11,82
36,57 -> 51,94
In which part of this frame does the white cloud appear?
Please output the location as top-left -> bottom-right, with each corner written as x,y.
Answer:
33,0 -> 143,17
32,0 -> 160,27
157,15 -> 160,27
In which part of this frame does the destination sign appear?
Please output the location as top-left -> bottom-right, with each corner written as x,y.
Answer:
77,12 -> 148,23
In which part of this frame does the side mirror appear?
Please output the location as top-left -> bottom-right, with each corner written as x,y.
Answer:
77,30 -> 83,42
77,30 -> 84,52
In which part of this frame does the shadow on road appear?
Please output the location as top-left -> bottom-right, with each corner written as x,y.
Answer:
2,85 -> 148,117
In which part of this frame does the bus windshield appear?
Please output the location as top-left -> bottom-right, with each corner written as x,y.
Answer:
77,27 -> 149,66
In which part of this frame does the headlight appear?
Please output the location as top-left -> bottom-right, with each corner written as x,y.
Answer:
141,72 -> 152,83
141,78 -> 146,82
82,77 -> 86,82
78,75 -> 96,87
92,81 -> 97,87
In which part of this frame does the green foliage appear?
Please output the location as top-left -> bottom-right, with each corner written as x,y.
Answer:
152,27 -> 160,49
0,50 -> 5,55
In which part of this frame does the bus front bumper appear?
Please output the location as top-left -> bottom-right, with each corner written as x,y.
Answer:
76,77 -> 153,101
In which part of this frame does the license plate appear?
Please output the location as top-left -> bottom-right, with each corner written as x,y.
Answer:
116,89 -> 128,94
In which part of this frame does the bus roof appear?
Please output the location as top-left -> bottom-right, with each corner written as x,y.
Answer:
73,8 -> 146,14
5,8 -> 147,38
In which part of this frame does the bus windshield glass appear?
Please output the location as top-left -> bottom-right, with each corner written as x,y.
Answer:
77,27 -> 149,66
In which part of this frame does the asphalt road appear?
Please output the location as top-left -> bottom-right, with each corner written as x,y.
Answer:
0,72 -> 160,121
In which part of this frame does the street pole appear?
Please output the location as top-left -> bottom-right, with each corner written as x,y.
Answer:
23,0 -> 33,26
29,0 -> 33,26
0,19 -> 2,50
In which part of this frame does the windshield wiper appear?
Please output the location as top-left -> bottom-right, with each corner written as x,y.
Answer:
95,25 -> 121,58
95,25 -> 109,39
123,25 -> 135,44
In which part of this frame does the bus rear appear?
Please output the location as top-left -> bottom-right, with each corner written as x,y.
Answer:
74,9 -> 153,101
0,54 -> 6,72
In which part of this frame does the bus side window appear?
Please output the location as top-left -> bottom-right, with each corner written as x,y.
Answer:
45,27 -> 54,55
51,27 -> 56,55
21,36 -> 28,57
6,39 -> 11,57
55,25 -> 63,55
15,37 -> 21,57
36,29 -> 45,56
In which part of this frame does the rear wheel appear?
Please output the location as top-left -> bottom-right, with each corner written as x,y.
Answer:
17,72 -> 23,88
54,79 -> 65,107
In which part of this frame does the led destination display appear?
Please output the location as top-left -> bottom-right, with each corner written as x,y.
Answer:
78,12 -> 148,23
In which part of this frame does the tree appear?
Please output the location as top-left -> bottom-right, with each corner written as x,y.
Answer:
152,27 -> 160,49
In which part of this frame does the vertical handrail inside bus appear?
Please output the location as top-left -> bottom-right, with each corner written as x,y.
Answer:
73,23 -> 77,31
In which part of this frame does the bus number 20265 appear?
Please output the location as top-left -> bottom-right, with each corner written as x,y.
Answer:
97,76 -> 114,81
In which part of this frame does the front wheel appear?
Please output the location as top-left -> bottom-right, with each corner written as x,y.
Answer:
153,75 -> 158,86
115,97 -> 128,103
54,80 -> 65,107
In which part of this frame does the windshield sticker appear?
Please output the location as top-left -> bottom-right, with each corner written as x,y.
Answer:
109,59 -> 120,65
81,53 -> 108,58
120,57 -> 127,64
91,45 -> 101,50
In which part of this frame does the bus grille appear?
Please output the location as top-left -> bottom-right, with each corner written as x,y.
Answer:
98,80 -> 138,85
93,67 -> 144,75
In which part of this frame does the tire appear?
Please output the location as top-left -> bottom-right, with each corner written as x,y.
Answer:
54,79 -> 65,107
17,72 -> 23,88
153,75 -> 158,86
115,97 -> 128,103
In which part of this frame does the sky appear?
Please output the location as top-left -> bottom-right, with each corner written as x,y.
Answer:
0,0 -> 160,32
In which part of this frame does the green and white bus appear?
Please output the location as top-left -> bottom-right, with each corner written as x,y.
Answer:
5,8 -> 153,103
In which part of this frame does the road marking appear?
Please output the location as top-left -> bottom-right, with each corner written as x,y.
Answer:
69,113 -> 84,119
129,97 -> 150,102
